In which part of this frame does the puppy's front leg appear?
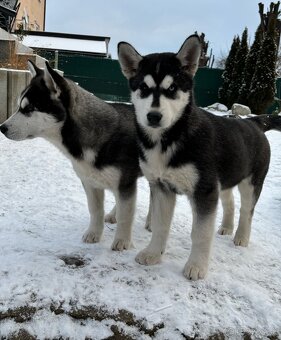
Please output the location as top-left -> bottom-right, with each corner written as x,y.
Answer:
136,184 -> 176,265
184,188 -> 218,280
82,182 -> 105,243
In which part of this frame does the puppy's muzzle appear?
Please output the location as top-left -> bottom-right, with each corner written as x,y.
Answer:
147,111 -> 162,127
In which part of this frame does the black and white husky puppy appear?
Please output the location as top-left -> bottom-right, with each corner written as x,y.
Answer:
0,61 -> 141,251
118,35 -> 281,280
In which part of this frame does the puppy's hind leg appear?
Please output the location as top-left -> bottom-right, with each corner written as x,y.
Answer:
144,191 -> 152,232
105,205 -> 117,224
234,177 -> 261,247
218,188 -> 234,236
82,182 -> 105,243
111,183 -> 137,251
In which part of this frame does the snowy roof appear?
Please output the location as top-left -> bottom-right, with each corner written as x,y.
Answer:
21,31 -> 110,56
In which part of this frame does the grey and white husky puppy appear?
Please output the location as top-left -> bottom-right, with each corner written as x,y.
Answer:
0,61 -> 141,250
118,35 -> 281,280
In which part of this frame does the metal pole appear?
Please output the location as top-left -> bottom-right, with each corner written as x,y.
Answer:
54,50 -> 58,69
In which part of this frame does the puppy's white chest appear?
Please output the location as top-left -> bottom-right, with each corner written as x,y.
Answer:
72,149 -> 120,190
141,146 -> 168,178
141,146 -> 199,195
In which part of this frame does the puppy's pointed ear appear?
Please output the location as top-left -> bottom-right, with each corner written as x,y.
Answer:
118,42 -> 143,79
176,35 -> 201,77
44,62 -> 63,95
27,60 -> 43,78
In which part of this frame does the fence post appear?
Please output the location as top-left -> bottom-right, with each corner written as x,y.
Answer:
0,69 -> 8,123
54,50 -> 59,69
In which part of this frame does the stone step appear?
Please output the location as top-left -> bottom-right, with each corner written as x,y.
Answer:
0,28 -> 46,70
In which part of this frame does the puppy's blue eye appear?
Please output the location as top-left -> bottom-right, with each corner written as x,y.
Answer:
168,84 -> 176,92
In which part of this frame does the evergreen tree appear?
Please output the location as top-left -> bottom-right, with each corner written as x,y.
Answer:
248,20 -> 277,115
218,36 -> 240,106
227,27 -> 249,108
238,25 -> 264,105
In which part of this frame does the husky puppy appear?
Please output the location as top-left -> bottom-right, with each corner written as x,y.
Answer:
0,61 -> 141,250
118,35 -> 281,280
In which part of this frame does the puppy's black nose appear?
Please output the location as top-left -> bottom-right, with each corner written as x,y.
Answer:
0,125 -> 8,135
147,111 -> 162,127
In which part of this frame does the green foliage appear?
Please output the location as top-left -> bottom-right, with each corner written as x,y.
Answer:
219,15 -> 278,115
218,36 -> 240,106
248,29 -> 277,115
14,23 -> 27,42
238,25 -> 264,105
227,27 -> 249,108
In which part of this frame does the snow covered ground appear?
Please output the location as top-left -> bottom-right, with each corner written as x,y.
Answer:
0,114 -> 281,339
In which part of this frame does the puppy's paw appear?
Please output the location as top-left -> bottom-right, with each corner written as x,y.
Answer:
183,260 -> 208,281
218,226 -> 233,236
135,248 -> 162,265
82,228 -> 102,243
105,213 -> 117,224
233,233 -> 249,247
111,238 -> 131,251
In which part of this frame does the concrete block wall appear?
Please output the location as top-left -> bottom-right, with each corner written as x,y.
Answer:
0,69 -> 31,123
0,28 -> 57,123
0,40 -> 16,62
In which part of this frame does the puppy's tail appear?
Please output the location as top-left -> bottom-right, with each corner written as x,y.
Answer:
248,114 -> 281,133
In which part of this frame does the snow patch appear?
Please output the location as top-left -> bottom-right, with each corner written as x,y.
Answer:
0,112 -> 281,338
